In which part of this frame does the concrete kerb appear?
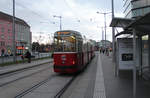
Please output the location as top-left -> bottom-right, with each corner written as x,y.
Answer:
0,59 -> 53,76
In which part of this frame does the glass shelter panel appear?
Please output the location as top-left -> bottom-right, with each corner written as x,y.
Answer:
142,35 -> 149,68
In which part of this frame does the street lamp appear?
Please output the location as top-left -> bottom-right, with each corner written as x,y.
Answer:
97,11 -> 112,49
13,0 -> 16,62
53,15 -> 62,30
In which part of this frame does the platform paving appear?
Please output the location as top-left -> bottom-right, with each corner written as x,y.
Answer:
93,53 -> 106,98
61,52 -> 106,98
101,53 -> 150,98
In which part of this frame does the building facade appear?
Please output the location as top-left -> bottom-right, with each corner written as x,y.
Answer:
123,0 -> 150,18
123,0 -> 150,79
0,11 -> 31,56
97,40 -> 112,48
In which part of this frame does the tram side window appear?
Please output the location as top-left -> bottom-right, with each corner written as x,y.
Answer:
77,40 -> 82,52
54,38 -> 62,52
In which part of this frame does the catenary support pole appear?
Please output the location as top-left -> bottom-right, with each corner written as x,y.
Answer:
111,0 -> 117,76
13,0 -> 16,62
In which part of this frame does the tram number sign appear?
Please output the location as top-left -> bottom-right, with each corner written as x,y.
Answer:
61,55 -> 66,60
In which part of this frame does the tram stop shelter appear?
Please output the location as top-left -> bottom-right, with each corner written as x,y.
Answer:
110,12 -> 150,97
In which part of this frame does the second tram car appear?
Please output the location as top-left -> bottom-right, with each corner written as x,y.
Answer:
53,30 -> 95,73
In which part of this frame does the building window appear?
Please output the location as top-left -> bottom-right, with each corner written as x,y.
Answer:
7,42 -> 10,46
0,21 -> 3,25
8,36 -> 11,40
0,41 -> 5,46
8,29 -> 10,33
7,23 -> 11,27
1,34 -> 4,40
1,27 -> 4,33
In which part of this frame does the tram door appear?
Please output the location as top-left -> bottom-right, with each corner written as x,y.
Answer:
87,43 -> 90,62
77,39 -> 83,68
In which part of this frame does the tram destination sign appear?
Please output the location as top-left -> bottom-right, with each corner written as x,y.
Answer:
57,32 -> 70,35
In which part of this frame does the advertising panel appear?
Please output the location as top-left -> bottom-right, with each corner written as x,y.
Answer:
117,38 -> 134,70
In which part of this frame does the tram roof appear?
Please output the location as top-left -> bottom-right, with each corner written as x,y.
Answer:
54,30 -> 82,38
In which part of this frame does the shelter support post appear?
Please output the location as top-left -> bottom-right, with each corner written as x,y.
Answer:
133,29 -> 137,98
148,34 -> 150,71
138,36 -> 142,76
112,27 -> 117,76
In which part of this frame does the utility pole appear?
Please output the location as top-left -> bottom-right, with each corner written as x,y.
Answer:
53,15 -> 62,30
13,0 -> 16,62
101,27 -> 104,40
97,11 -> 111,49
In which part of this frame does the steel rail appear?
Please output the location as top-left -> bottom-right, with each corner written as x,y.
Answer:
54,75 -> 77,98
0,61 -> 52,77
14,74 -> 56,98
0,66 -> 52,87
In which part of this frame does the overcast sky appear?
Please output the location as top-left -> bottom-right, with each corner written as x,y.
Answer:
0,0 -> 124,43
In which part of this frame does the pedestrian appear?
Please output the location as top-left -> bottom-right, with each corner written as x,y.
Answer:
100,48 -> 102,53
103,49 -> 105,54
21,54 -> 24,63
1,49 -> 5,57
25,50 -> 31,63
106,48 -> 109,56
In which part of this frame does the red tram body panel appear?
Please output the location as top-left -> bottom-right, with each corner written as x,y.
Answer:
54,52 -> 78,73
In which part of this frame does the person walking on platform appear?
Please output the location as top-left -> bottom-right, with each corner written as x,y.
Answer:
106,48 -> 109,56
100,48 -> 102,53
25,50 -> 31,63
102,49 -> 105,54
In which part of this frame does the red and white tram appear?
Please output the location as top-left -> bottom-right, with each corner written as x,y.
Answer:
53,30 -> 95,73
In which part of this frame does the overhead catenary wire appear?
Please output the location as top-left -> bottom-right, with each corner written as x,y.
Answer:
63,0 -> 81,22
15,1 -> 55,24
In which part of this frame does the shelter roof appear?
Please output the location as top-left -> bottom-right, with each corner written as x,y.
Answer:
110,17 -> 133,29
127,12 -> 150,33
115,30 -> 132,37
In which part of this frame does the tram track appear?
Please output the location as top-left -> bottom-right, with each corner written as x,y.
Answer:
14,74 -> 56,98
0,61 -> 53,88
13,73 -> 77,98
0,61 -> 52,77
54,75 -> 77,98
0,65 -> 51,87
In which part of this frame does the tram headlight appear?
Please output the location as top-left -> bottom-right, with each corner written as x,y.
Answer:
72,60 -> 75,64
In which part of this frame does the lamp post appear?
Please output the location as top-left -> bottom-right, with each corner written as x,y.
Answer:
101,27 -> 104,40
13,0 -> 16,62
97,11 -> 111,49
111,0 -> 115,62
53,15 -> 62,30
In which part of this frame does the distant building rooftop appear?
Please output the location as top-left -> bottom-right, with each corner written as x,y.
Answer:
0,11 -> 30,27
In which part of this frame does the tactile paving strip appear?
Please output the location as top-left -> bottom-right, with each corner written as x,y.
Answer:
93,54 -> 106,98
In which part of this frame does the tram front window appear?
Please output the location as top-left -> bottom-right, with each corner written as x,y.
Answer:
54,36 -> 76,52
